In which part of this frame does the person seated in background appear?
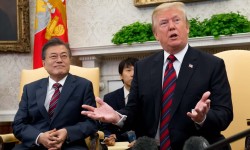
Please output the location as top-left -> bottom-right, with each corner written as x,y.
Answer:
101,57 -> 138,146
12,38 -> 98,150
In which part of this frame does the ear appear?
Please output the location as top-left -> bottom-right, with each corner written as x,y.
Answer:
120,74 -> 123,80
153,31 -> 160,41
186,22 -> 190,34
42,60 -> 45,67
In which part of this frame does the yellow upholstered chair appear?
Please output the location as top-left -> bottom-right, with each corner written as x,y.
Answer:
18,65 -> 99,99
214,50 -> 250,150
0,65 -> 103,150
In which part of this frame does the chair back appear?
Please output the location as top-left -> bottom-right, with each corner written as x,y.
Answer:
214,50 -> 250,149
19,65 -> 99,101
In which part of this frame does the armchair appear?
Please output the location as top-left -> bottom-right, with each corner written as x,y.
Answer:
214,50 -> 250,149
0,65 -> 103,150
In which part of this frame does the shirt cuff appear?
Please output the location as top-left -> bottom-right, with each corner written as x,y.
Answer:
114,111 -> 127,127
195,115 -> 206,126
35,133 -> 43,145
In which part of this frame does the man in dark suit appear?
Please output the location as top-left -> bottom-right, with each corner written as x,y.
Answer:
12,38 -> 98,150
82,2 -> 233,150
101,57 -> 138,143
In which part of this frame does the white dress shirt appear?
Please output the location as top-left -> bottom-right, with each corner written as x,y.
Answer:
123,86 -> 130,105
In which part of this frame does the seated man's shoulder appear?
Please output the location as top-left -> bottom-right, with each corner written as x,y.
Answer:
104,88 -> 123,100
71,74 -> 92,83
25,78 -> 47,88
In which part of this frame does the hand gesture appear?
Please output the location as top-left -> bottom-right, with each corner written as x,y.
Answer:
81,97 -> 121,124
187,91 -> 211,123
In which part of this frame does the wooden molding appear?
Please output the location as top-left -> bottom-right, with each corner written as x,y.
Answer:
134,0 -> 209,7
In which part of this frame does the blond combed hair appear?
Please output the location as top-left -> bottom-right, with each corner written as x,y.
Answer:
152,2 -> 188,32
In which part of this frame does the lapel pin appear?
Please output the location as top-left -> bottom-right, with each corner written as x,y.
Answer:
188,64 -> 193,68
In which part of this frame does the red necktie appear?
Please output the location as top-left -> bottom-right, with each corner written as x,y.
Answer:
160,55 -> 176,150
48,83 -> 62,118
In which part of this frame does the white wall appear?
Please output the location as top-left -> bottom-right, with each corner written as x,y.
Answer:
67,0 -> 250,47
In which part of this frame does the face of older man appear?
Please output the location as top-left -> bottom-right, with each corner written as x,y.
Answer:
153,8 -> 189,54
43,45 -> 71,82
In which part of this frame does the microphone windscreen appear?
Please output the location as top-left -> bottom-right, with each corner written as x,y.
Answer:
183,136 -> 209,150
127,130 -> 137,142
132,136 -> 158,150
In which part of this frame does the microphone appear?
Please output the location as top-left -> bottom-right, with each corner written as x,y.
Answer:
183,136 -> 209,150
205,128 -> 250,150
120,130 -> 137,142
132,136 -> 158,150
127,130 -> 137,143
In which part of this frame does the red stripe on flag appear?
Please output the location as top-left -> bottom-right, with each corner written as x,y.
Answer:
33,30 -> 47,69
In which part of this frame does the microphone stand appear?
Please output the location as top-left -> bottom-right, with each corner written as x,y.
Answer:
205,128 -> 250,150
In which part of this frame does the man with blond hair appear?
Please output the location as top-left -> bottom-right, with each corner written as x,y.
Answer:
82,2 -> 233,150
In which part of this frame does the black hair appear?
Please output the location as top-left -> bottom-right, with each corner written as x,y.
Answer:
118,57 -> 139,75
41,37 -> 71,60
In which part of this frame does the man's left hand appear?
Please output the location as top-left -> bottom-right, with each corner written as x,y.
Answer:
187,91 -> 211,124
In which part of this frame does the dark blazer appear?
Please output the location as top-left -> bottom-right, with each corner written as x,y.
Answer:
12,73 -> 98,150
104,87 -> 125,111
101,87 -> 129,141
119,46 -> 233,150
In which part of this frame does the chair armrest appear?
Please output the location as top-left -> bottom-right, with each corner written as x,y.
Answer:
0,134 -> 19,143
0,134 -> 19,150
97,131 -> 104,140
85,131 -> 105,150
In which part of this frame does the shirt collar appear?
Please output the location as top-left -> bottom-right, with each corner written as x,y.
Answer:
163,43 -> 188,64
123,86 -> 130,99
48,75 -> 68,90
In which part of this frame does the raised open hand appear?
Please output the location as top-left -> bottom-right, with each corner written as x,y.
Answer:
187,91 -> 211,123
81,97 -> 121,124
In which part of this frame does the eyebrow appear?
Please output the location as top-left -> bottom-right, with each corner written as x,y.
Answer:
49,52 -> 68,55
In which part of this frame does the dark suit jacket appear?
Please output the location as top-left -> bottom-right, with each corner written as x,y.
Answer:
101,87 -> 129,141
119,46 -> 233,150
12,73 -> 98,150
104,87 -> 125,110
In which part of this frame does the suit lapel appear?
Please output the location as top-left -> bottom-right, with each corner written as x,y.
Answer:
151,51 -> 164,120
51,74 -> 76,121
36,78 -> 50,122
171,47 -> 199,117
